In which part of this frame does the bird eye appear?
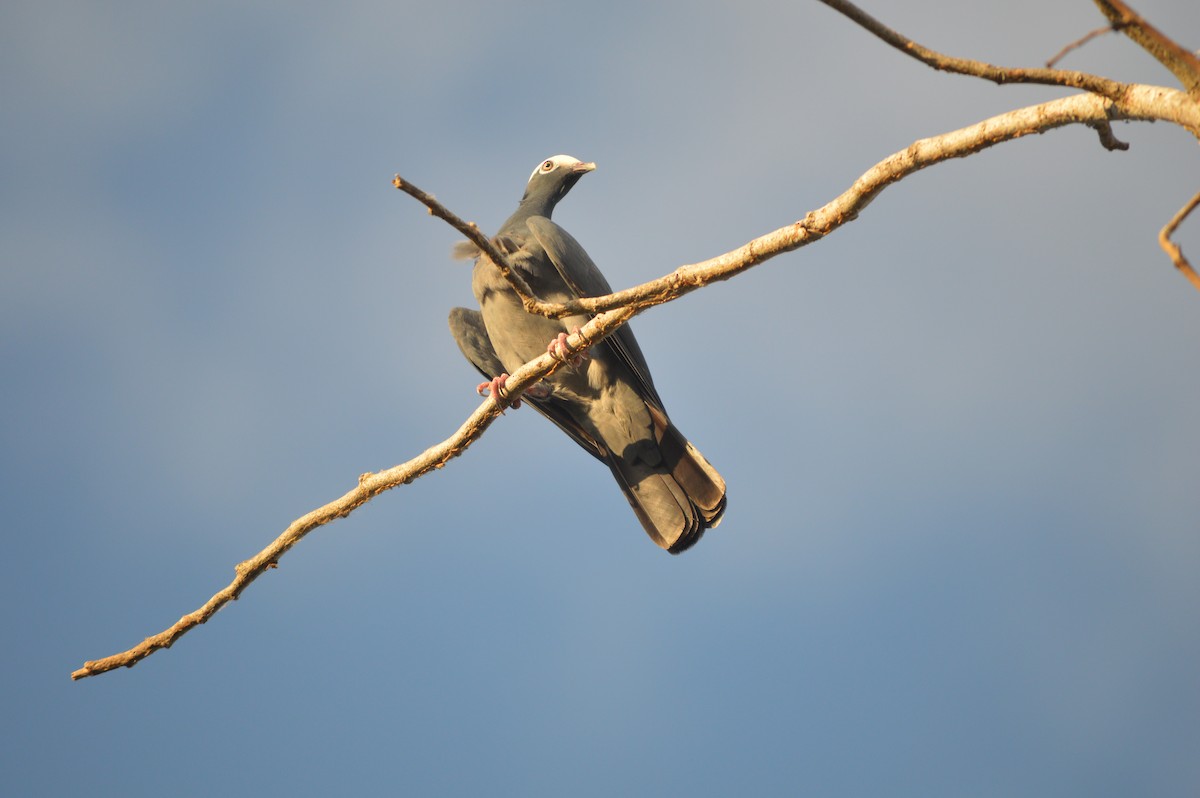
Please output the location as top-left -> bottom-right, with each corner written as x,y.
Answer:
541,160 -> 555,172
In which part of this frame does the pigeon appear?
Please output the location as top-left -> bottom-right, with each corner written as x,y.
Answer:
448,155 -> 726,553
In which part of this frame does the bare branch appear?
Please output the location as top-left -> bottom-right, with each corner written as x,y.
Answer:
392,175 -> 598,322
73,83 -> 1200,679
71,405 -> 503,679
70,304 -> 637,680
817,0 -> 1128,99
491,86 -> 1198,321
1159,190 -> 1200,293
1046,24 -> 1125,69
391,175 -> 543,312
1093,0 -> 1200,94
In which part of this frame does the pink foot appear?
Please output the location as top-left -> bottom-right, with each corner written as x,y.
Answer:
476,373 -> 520,409
475,374 -> 550,409
547,328 -> 591,367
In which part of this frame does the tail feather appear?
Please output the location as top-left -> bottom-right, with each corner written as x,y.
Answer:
607,462 -> 698,551
607,416 -> 727,554
658,422 -> 726,529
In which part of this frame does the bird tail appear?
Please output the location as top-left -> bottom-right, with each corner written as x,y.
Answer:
608,410 -> 726,554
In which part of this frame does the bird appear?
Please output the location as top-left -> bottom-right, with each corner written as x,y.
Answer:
448,155 -> 726,553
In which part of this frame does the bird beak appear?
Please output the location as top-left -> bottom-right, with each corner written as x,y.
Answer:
572,161 -> 597,174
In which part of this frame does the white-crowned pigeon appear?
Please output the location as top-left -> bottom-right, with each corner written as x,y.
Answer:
448,155 -> 726,553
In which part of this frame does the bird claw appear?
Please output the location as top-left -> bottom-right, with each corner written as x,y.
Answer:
479,374 -> 520,409
548,328 -> 590,367
477,374 -> 521,409
476,374 -> 551,410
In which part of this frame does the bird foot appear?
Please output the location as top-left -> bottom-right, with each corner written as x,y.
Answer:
475,374 -> 550,409
477,374 -> 520,409
548,328 -> 590,367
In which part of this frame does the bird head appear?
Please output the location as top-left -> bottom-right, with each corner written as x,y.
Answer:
521,154 -> 596,209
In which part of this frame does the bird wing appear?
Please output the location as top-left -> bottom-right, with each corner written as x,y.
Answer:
448,307 -> 606,462
447,307 -> 507,378
526,216 -> 665,411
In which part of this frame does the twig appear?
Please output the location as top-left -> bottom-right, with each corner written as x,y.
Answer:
1159,189 -> 1200,293
816,0 -> 1128,99
1088,118 -> 1130,151
1046,24 -> 1124,69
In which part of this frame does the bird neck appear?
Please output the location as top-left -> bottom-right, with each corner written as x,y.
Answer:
516,191 -> 558,219
500,193 -> 558,233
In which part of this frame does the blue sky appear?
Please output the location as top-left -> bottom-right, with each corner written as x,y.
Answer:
4,1 -> 1199,795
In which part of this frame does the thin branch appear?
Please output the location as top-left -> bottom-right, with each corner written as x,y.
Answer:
393,175 -> 590,322
816,0 -> 1128,99
391,175 -> 544,311
1093,0 -> 1200,95
71,406 -> 502,679
70,304 -> 636,680
1159,189 -> 1200,292
1046,24 -> 1125,69
73,81 -> 1200,679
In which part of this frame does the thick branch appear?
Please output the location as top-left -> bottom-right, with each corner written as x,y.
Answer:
1093,0 -> 1200,95
817,0 -> 1128,99
508,86 -> 1199,321
1159,190 -> 1200,292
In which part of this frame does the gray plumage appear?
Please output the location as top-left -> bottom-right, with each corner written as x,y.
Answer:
448,155 -> 726,553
